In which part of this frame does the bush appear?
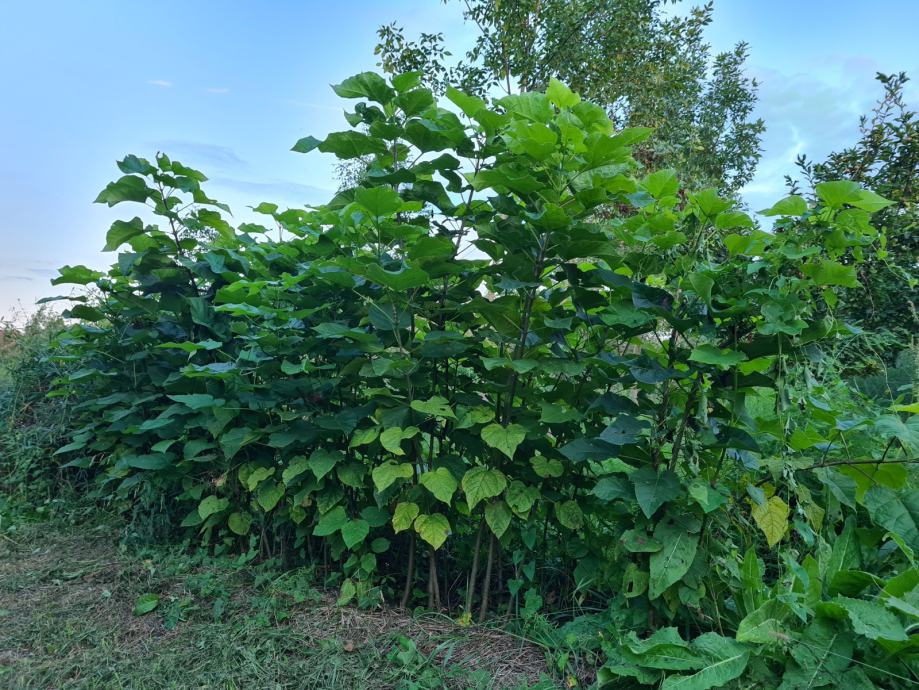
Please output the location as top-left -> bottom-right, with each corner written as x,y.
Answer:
47,72 -> 919,687
0,308 -> 76,520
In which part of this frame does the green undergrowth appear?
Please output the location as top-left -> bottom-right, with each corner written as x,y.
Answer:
0,514 -> 554,690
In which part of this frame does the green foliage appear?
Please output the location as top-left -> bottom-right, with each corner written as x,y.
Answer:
792,71 -> 919,352
46,71 -> 919,687
853,342 -> 918,405
0,308 -> 78,521
376,0 -> 764,192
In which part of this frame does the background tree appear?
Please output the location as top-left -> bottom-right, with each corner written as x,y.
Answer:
376,0 -> 764,193
790,73 -> 918,407
792,72 -> 918,347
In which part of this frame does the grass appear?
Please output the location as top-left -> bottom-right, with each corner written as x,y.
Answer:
0,519 -> 556,689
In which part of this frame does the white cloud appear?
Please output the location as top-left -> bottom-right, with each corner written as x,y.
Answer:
740,58 -> 887,212
147,79 -> 173,88
210,177 -> 330,206
151,140 -> 247,170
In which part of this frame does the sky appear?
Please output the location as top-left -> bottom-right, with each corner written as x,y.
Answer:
1,0 -> 917,319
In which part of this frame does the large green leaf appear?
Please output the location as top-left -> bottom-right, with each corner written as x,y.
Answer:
599,415 -> 648,445
354,186 -> 404,218
104,217 -> 146,251
619,529 -> 662,553
505,481 -> 538,517
198,495 -> 229,519
688,345 -> 748,369
660,633 -> 749,690
308,449 -> 341,480
227,512 -> 252,536
874,415 -> 919,452
319,131 -> 388,159
480,423 -> 526,459
364,264 -> 430,291
621,627 -> 700,671
419,468 -> 457,504
410,396 -> 456,419
642,169 -> 679,199
864,487 -> 919,552
835,596 -> 908,641
243,466 -> 274,491
751,496 -> 789,548
539,402 -> 583,424
687,480 -> 728,514
219,427 -> 260,461
531,455 -> 563,478
256,480 -> 284,512
332,72 -> 395,104
736,600 -> 790,644
122,454 -> 171,470
826,517 -> 861,584
313,506 -> 347,537
593,476 -> 632,502
815,180 -> 861,208
632,467 -> 681,518
555,500 -> 584,531
649,522 -> 698,599
291,135 -> 321,153
95,175 -> 151,206
786,619 -> 853,687
341,519 -> 370,549
167,394 -> 222,410
446,85 -> 486,117
282,457 -> 310,486
850,188 -> 893,212
414,513 -> 450,549
371,461 -> 414,492
538,76 -> 577,108
379,426 -> 420,456
484,500 -> 512,538
51,264 -> 103,286
392,502 -> 419,533
462,466 -> 507,510
801,259 -> 858,288
759,195 -> 807,216
133,593 -> 160,616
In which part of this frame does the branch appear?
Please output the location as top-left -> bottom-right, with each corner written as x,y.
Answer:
799,457 -> 919,471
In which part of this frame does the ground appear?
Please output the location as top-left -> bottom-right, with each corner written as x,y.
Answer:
0,521 -> 554,690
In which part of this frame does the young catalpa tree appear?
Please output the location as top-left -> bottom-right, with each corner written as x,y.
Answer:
376,0 -> 765,193
47,71 -> 919,688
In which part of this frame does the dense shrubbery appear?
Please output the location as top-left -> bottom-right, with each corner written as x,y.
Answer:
33,73 -> 919,687
0,309 -> 76,521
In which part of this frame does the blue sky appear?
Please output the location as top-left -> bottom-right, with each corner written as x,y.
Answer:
1,1 -> 917,317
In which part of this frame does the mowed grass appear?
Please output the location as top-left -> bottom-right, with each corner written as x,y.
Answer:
0,522 -> 553,689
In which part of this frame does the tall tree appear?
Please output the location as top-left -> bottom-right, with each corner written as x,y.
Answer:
376,0 -> 764,193
792,72 -> 919,347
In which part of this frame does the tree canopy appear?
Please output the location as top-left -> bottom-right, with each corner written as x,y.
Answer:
376,0 -> 764,192
792,71 -> 919,349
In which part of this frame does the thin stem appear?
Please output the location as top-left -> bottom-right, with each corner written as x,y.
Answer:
400,532 -> 415,608
466,519 -> 485,613
478,533 -> 496,623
